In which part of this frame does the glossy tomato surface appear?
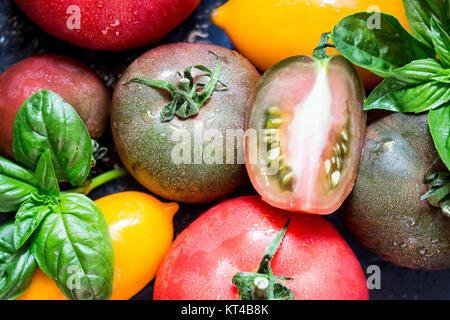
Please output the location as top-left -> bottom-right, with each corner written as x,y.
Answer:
111,43 -> 260,203
246,56 -> 365,214
154,196 -> 369,300
0,54 -> 110,158
14,0 -> 200,51
342,112 -> 450,270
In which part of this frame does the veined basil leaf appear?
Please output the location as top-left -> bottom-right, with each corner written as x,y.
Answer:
430,17 -> 450,68
403,0 -> 449,48
12,90 -> 92,187
32,193 -> 114,300
365,59 -> 450,112
34,150 -> 60,197
0,156 -> 39,213
331,12 -> 435,78
14,196 -> 54,251
0,222 -> 37,300
432,69 -> 450,83
388,59 -> 444,84
428,105 -> 450,170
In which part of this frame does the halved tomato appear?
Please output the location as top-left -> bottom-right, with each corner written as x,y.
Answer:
245,56 -> 366,214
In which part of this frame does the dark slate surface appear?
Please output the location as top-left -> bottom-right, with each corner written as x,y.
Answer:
0,0 -> 449,300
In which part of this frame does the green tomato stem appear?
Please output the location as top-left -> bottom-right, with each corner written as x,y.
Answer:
66,168 -> 129,195
252,277 -> 269,300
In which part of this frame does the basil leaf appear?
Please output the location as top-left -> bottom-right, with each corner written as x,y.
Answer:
428,105 -> 450,170
331,12 -> 435,78
432,69 -> 450,83
14,196 -> 54,251
403,0 -> 448,48
387,59 -> 444,84
32,193 -> 114,300
34,150 -> 60,197
0,156 -> 39,213
430,17 -> 450,68
365,59 -> 450,112
12,90 -> 92,187
0,222 -> 37,300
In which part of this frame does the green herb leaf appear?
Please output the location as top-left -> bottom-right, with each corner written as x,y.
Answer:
126,54 -> 227,122
430,17 -> 450,68
403,0 -> 449,48
12,90 -> 92,187
421,169 -> 450,216
0,222 -> 37,300
32,193 -> 114,300
428,105 -> 450,170
365,59 -> 450,112
14,195 -> 54,251
232,218 -> 294,300
0,157 -> 39,213
331,12 -> 435,78
34,150 -> 60,197
257,218 -> 290,274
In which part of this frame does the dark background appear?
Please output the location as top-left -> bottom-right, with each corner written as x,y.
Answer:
0,0 -> 449,300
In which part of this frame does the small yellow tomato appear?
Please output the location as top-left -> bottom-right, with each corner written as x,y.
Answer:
17,268 -> 65,300
17,191 -> 178,300
211,0 -> 410,89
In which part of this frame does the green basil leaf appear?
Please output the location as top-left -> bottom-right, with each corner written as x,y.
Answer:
387,59 -> 444,84
0,157 -> 39,213
34,150 -> 60,197
428,105 -> 450,170
331,12 -> 435,78
430,17 -> 450,68
12,90 -> 92,187
32,193 -> 114,300
365,60 -> 450,112
0,222 -> 37,300
14,196 -> 54,251
403,0 -> 448,48
432,69 -> 450,83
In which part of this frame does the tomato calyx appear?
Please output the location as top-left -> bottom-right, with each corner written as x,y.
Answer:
232,218 -> 295,300
421,161 -> 450,217
124,52 -> 228,122
90,139 -> 108,168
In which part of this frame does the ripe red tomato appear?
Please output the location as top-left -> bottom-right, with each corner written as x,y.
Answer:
245,55 -> 366,215
0,54 -> 110,158
14,0 -> 200,51
154,196 -> 369,300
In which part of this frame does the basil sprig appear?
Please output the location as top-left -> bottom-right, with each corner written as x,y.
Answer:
232,219 -> 295,300
0,89 -> 126,300
328,0 -> 450,172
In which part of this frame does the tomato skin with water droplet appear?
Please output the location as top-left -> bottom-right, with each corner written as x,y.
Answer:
111,43 -> 260,204
245,56 -> 366,215
341,112 -> 450,270
14,0 -> 200,50
154,196 -> 369,300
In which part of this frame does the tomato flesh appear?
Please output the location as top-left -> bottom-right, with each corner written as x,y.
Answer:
246,56 -> 365,214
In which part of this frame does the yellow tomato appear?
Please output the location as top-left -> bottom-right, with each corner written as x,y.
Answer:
17,191 -> 178,300
211,0 -> 410,89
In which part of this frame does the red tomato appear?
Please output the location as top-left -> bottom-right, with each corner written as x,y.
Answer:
154,196 -> 369,300
14,0 -> 201,51
0,54 -> 110,158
